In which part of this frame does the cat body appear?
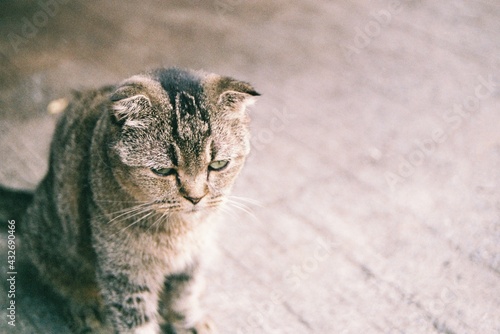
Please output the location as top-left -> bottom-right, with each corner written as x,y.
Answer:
20,68 -> 259,333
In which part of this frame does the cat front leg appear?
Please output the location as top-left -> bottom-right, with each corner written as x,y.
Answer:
160,271 -> 216,334
97,270 -> 163,334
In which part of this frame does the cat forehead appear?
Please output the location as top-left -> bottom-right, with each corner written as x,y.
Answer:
126,72 -> 216,111
121,73 -> 212,152
155,71 -> 212,145
114,68 -> 253,145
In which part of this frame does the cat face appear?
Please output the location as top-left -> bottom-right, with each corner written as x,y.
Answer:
107,68 -> 259,215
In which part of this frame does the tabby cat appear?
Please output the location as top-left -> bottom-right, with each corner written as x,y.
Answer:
15,68 -> 259,333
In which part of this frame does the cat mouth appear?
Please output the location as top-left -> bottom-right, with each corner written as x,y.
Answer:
189,202 -> 222,213
187,205 -> 202,213
186,201 -> 222,214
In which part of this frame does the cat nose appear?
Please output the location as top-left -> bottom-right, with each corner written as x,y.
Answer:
183,195 -> 204,205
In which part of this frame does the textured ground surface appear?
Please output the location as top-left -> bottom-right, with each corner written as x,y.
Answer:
0,0 -> 499,333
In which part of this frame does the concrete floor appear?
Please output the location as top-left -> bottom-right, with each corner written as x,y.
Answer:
0,0 -> 499,333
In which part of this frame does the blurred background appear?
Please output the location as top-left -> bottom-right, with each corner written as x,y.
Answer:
0,0 -> 499,333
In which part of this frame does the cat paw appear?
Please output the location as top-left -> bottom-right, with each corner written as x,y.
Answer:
190,317 -> 216,334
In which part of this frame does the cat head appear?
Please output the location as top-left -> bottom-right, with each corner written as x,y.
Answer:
106,68 -> 259,216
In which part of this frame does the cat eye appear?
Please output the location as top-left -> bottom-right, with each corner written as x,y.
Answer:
151,167 -> 176,177
209,160 -> 229,171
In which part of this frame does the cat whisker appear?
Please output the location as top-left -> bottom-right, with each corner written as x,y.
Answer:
102,201 -> 154,218
148,211 -> 169,233
226,198 -> 253,212
115,210 -> 156,235
153,213 -> 166,234
225,199 -> 259,223
217,205 -> 240,221
108,209 -> 154,229
205,195 -> 224,204
227,195 -> 262,207
105,199 -> 185,230
94,199 -> 151,204
106,203 -> 156,226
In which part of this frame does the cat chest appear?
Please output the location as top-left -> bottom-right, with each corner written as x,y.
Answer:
125,229 -> 205,275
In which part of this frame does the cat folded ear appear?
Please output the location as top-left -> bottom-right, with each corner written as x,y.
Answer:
216,77 -> 260,114
110,85 -> 152,127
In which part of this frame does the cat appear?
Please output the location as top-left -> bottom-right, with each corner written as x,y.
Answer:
2,67 -> 259,333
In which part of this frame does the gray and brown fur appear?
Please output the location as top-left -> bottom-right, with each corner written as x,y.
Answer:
19,68 -> 259,333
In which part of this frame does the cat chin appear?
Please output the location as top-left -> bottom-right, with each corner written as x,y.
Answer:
185,206 -> 217,217
182,205 -> 219,220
